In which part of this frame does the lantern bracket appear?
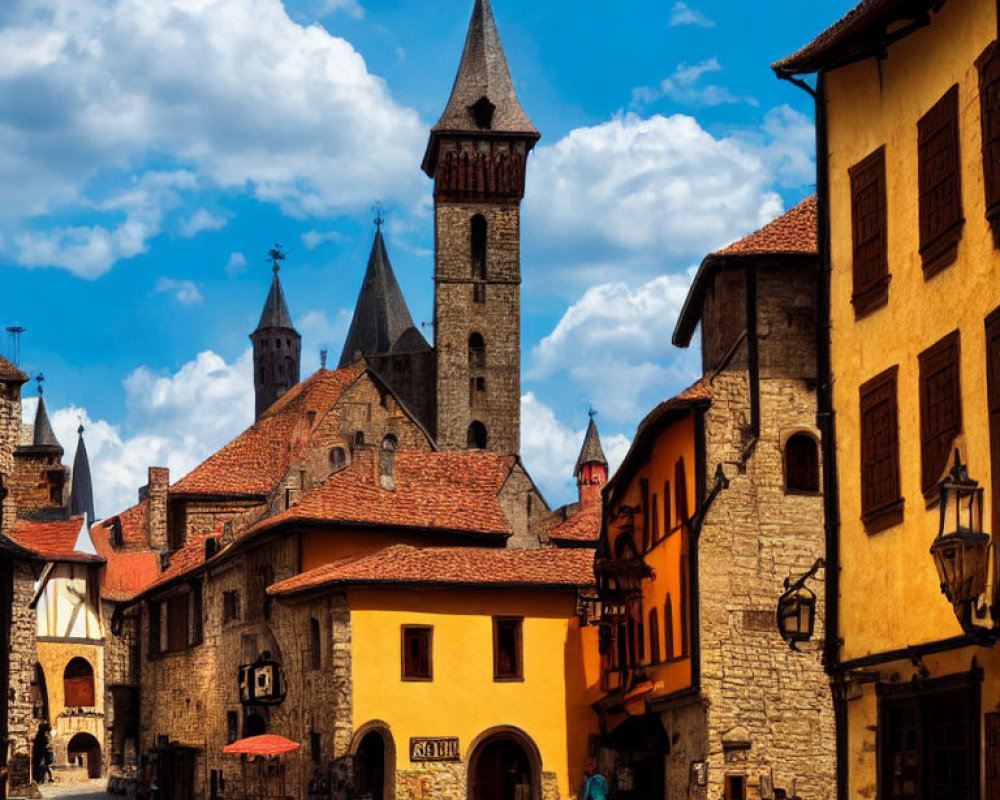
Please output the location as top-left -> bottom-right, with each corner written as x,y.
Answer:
783,558 -> 826,594
777,558 -> 826,651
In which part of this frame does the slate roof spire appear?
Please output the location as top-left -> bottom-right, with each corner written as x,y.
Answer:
338,226 -> 429,368
70,424 -> 96,523
255,247 -> 295,332
575,414 -> 608,477
32,376 -> 60,450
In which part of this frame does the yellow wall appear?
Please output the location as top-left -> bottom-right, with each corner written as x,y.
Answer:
827,0 -> 1000,660
300,528 -> 492,573
605,411 -> 697,698
349,587 -> 601,800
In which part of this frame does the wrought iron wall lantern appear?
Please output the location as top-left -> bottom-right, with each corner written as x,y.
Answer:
929,450 -> 992,634
776,558 -> 825,650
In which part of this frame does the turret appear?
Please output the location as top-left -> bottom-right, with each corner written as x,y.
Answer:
575,414 -> 608,509
13,376 -> 69,518
70,425 -> 96,523
251,245 -> 301,419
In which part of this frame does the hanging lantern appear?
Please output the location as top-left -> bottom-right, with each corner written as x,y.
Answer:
929,450 -> 990,632
776,559 -> 825,650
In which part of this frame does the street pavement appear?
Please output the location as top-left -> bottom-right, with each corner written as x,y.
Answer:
37,779 -> 114,800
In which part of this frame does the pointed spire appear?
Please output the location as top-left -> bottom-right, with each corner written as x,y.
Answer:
32,377 -> 60,449
255,244 -> 295,332
70,425 -> 96,522
575,414 -> 608,477
338,227 -> 430,368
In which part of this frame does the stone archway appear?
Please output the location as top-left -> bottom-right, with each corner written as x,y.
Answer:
349,721 -> 396,800
66,732 -> 101,779
466,726 -> 542,800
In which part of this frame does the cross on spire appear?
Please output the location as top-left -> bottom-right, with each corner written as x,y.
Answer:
268,244 -> 286,276
35,372 -> 44,395
588,405 -> 598,420
372,202 -> 386,231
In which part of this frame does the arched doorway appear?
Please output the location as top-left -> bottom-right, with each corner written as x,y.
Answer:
67,732 -> 101,778
350,722 -> 396,800
467,727 -> 541,800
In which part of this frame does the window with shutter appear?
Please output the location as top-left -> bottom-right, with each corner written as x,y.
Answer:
918,85 -> 964,277
166,593 -> 189,654
849,146 -> 890,317
985,307 -> 1000,538
675,459 -> 688,525
860,366 -> 903,532
148,601 -> 162,656
679,556 -> 689,657
401,626 -> 432,681
919,331 -> 962,495
664,595 -> 675,660
640,478 -> 650,552
978,41 -> 1000,247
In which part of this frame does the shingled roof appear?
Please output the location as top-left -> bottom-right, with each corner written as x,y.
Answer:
267,544 -> 595,596
545,503 -> 602,545
575,417 -> 608,476
255,266 -> 296,332
673,196 -> 818,348
30,392 -> 61,450
170,363 -> 365,497
0,356 -> 28,384
70,426 -> 96,522
8,517 -> 104,563
773,0 -> 945,75
338,229 -> 429,368
244,449 -> 516,539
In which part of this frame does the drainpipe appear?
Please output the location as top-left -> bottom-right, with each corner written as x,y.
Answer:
775,67 -> 845,800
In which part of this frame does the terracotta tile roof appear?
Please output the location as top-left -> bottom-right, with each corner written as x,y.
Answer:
673,197 -> 818,347
8,517 -> 104,563
268,544 -> 596,596
246,449 -> 515,538
171,364 -> 365,497
0,356 -> 28,383
89,521 -> 161,602
94,501 -> 149,549
773,0 -> 941,75
142,533 -> 219,593
545,504 -> 602,544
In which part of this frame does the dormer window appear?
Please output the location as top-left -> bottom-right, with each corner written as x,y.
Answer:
470,96 -> 496,130
330,447 -> 347,473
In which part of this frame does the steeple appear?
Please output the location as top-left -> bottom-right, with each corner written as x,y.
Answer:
250,245 -> 302,419
421,0 -> 539,177
32,377 -> 61,451
338,224 -> 429,368
70,424 -> 95,523
575,413 -> 608,509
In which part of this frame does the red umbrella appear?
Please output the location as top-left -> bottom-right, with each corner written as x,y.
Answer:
223,734 -> 300,756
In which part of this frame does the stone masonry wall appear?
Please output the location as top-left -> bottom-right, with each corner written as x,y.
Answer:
7,562 -> 38,790
0,380 -> 23,534
10,451 -> 66,520
687,263 -> 835,800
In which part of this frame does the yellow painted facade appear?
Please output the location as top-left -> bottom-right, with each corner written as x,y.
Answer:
36,640 -> 104,764
348,587 -> 601,800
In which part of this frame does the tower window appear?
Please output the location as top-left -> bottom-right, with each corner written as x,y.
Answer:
471,215 -> 487,279
275,339 -> 281,348
473,283 -> 486,304
469,333 -> 486,369
467,421 -> 488,450
470,96 -> 496,130
785,433 -> 820,493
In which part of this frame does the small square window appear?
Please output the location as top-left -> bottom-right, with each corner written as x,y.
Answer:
401,626 -> 433,681
493,617 -> 523,681
223,591 -> 240,624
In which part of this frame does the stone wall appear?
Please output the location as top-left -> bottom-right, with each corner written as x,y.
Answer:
0,379 -> 24,534
496,463 -> 548,549
103,603 -> 139,772
6,561 -> 38,791
10,449 -> 67,520
368,349 -> 437,439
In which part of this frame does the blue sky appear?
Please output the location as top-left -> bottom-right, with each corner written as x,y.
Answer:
0,0 -> 853,516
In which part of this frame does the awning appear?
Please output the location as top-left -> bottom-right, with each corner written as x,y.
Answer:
223,735 -> 300,756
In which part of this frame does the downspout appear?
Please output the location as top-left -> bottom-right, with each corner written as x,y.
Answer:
775,66 -> 845,800
745,264 -> 760,444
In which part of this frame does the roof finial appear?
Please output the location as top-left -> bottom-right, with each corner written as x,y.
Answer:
320,349 -> 328,369
268,243 -> 286,276
35,372 -> 44,396
588,405 -> 597,420
372,202 -> 386,231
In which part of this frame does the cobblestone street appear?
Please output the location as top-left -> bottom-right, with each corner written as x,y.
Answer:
37,780 -> 114,800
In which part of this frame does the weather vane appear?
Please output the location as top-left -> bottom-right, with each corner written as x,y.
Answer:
35,372 -> 45,395
372,202 -> 387,231
588,405 -> 598,420
268,243 -> 286,275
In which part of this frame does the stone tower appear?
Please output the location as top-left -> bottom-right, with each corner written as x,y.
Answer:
422,0 -> 539,454
13,380 -> 68,518
251,247 -> 301,419
0,357 -> 28,533
575,415 -> 608,510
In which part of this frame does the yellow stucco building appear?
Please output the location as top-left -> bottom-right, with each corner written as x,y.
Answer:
777,0 -> 1000,796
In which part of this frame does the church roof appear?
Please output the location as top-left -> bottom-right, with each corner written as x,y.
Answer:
255,268 -> 296,332
338,229 -> 429,368
31,392 -> 61,450
70,426 -> 96,522
267,544 -> 595,596
0,356 -> 28,384
575,417 -> 608,475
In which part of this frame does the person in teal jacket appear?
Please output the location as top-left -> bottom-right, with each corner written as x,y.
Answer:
584,772 -> 608,800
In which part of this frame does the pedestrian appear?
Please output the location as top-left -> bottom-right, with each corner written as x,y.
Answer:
583,758 -> 608,800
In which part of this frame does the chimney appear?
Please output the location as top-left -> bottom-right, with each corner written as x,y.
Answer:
144,466 -> 169,551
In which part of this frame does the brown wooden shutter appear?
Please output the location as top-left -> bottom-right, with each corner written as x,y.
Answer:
919,330 -> 962,494
640,478 -> 650,552
859,366 -> 903,532
166,593 -> 189,653
849,146 -> 890,317
148,600 -> 162,656
191,582 -> 203,646
918,85 -> 964,277
986,711 -> 1000,799
986,307 -> 1000,540
978,41 -> 1000,246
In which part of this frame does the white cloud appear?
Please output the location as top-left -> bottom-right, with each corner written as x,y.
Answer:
529,275 -> 701,423
178,208 -> 227,238
670,2 -> 714,27
226,251 -> 247,274
155,277 -> 203,305
521,393 -> 631,503
524,112 -> 788,289
0,0 -> 424,275
38,350 -> 255,517
632,59 -> 757,109
301,228 -> 345,251
318,0 -> 364,19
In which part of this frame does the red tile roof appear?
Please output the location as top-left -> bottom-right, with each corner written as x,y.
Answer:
89,521 -> 160,602
673,197 -> 818,348
94,501 -> 149,549
8,517 -> 104,563
268,544 -> 596,596
773,0 -> 940,75
245,449 -> 516,538
142,533 -> 219,593
0,356 -> 28,383
546,504 -> 602,544
171,364 -> 365,497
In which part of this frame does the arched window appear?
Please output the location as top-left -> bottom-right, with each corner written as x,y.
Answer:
648,608 -> 660,664
471,215 -> 487,279
380,435 -> 397,489
330,447 -> 347,472
674,458 -> 688,525
469,333 -> 486,370
309,618 -> 321,670
664,595 -> 675,660
785,433 -> 820,492
64,658 -> 95,707
467,422 -> 488,450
